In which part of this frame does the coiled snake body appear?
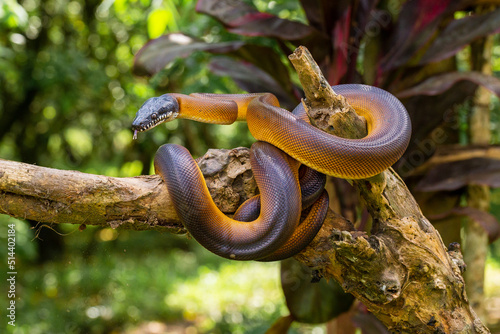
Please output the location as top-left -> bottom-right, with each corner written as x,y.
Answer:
132,84 -> 411,261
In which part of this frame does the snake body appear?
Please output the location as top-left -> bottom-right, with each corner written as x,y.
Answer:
132,84 -> 411,261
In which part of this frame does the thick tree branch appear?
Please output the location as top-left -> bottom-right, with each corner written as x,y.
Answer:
0,46 -> 489,333
0,147 -> 257,233
289,46 -> 488,333
0,158 -> 180,232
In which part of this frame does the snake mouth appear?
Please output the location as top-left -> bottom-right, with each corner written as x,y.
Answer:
131,111 -> 178,140
132,117 -> 165,132
132,119 -> 162,140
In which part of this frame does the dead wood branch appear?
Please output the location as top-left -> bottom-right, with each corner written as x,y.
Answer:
289,46 -> 488,333
0,46 -> 489,333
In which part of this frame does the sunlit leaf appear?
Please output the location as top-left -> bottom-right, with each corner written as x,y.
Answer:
147,9 -> 172,39
64,128 -> 93,158
0,0 -> 29,28
114,0 -> 127,13
396,71 -> 500,98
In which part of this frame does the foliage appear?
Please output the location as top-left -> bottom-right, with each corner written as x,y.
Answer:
0,0 -> 296,332
0,0 -> 248,176
133,0 -> 500,329
0,217 -> 299,333
135,0 -> 500,240
1,0 -> 500,332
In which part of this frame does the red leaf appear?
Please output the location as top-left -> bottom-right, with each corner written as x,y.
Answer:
328,6 -> 351,85
299,0 -> 351,33
419,8 -> 500,65
133,33 -> 245,76
196,0 -> 315,40
381,0 -> 468,71
208,57 -> 298,109
396,71 -> 500,98
395,81 -> 477,176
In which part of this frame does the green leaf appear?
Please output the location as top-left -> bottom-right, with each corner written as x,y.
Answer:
264,315 -> 294,334
1,0 -> 28,28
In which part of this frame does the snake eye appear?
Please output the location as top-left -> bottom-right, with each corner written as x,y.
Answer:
151,113 -> 158,120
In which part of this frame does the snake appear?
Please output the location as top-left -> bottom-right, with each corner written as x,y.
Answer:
132,84 -> 411,261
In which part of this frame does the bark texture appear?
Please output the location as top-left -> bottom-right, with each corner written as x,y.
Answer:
289,46 -> 488,333
0,147 -> 255,233
0,46 -> 489,332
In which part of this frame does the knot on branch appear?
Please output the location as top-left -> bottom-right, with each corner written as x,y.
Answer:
197,147 -> 257,213
330,231 -> 405,304
448,242 -> 467,275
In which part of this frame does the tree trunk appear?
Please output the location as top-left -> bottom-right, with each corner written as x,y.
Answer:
464,7 -> 494,321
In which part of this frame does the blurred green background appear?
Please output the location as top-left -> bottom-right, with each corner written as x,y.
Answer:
0,0 -> 326,333
1,0 -> 499,333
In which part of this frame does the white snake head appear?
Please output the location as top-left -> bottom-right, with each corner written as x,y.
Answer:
132,94 -> 179,139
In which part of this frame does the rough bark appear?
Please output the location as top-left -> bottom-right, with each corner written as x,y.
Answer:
289,46 -> 488,333
0,147 -> 256,233
0,46 -> 489,332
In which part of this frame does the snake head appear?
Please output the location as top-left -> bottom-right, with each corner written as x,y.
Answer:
132,94 -> 179,139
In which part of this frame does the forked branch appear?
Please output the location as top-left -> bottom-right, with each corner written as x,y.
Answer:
0,46 -> 489,333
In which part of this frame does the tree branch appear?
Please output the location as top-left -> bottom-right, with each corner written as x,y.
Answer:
0,46 -> 489,333
289,46 -> 488,333
0,147 -> 256,233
